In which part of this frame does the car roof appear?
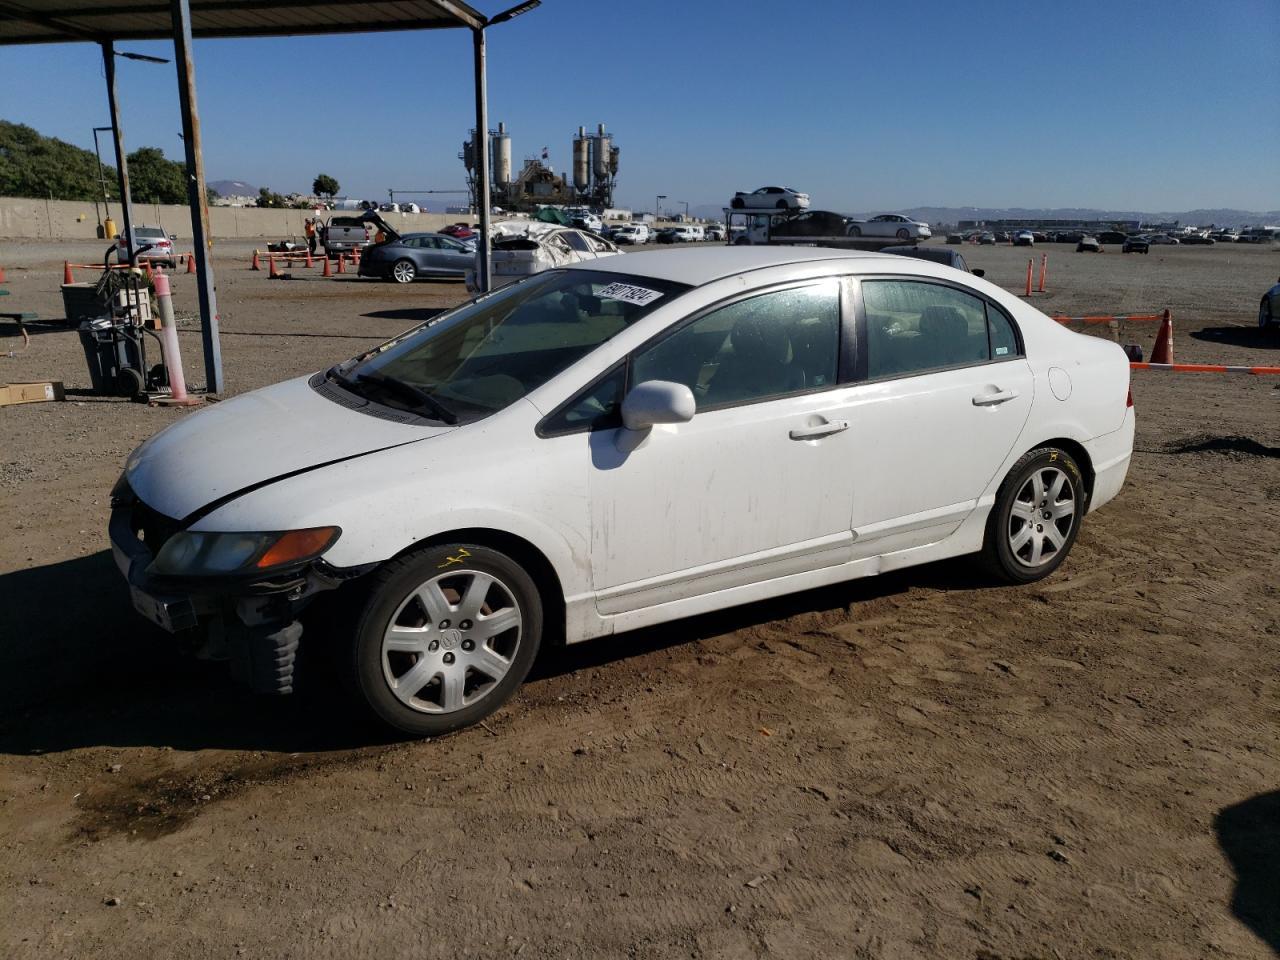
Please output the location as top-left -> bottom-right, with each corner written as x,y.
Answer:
566,246 -> 888,286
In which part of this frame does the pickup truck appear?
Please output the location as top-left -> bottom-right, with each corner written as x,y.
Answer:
321,216 -> 375,256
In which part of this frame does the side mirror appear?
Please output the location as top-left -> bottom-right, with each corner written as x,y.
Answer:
971,268 -> 986,278
621,380 -> 695,432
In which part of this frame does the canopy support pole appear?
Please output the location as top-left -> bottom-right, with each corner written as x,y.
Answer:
472,25 -> 491,293
100,41 -> 135,261
171,0 -> 223,393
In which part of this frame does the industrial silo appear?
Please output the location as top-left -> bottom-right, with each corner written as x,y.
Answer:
572,126 -> 591,193
491,122 -> 512,186
592,123 -> 611,181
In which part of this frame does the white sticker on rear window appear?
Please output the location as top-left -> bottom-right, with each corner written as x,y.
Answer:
995,346 -> 1009,356
598,282 -> 663,306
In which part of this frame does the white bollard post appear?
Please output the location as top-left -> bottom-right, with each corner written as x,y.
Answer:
152,270 -> 202,406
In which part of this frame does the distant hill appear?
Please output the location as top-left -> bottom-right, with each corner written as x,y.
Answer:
208,179 -> 258,197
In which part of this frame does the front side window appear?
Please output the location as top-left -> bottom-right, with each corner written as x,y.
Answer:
563,231 -> 592,253
860,280 -> 1018,380
331,270 -> 686,424
631,281 -> 840,412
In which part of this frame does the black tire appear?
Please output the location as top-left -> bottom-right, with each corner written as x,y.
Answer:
349,543 -> 543,737
980,447 -> 1085,584
848,225 -> 862,237
730,197 -> 744,209
115,365 -> 145,398
390,259 -> 417,284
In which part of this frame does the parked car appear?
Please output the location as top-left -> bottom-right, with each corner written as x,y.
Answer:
704,224 -> 726,242
1122,236 -> 1150,254
670,225 -> 704,242
440,223 -> 476,241
379,203 -> 400,213
476,222 -> 620,289
730,186 -> 810,210
609,223 -> 651,245
357,232 -> 474,283
1013,230 -> 1035,246
1146,234 -> 1179,245
117,225 -> 176,267
654,227 -> 679,244
847,214 -> 932,241
1260,276 -> 1280,333
770,210 -> 851,239
879,245 -> 983,276
571,212 -> 604,233
978,232 -> 996,245
1098,231 -> 1128,245
1179,234 -> 1215,245
1209,231 -> 1238,243
946,232 -> 964,244
322,216 -> 374,256
1076,236 -> 1102,253
110,247 -> 1134,736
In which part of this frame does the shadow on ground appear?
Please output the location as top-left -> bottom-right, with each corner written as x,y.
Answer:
1168,435 -> 1280,458
1216,791 -> 1280,956
0,549 -> 984,756
360,307 -> 449,323
1190,325 -> 1278,350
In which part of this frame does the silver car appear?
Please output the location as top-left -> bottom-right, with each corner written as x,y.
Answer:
357,232 -> 474,283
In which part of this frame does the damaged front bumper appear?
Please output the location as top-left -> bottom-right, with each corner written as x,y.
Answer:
108,489 -> 365,694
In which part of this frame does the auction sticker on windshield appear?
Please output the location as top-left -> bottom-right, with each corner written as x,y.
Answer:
598,282 -> 664,306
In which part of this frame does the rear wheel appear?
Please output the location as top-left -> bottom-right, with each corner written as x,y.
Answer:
981,447 -> 1085,583
350,544 -> 542,737
776,199 -> 789,209
730,197 -> 744,209
896,228 -> 910,240
391,259 -> 417,284
848,225 -> 862,237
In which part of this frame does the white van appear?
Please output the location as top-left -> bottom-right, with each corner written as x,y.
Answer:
672,225 -> 703,243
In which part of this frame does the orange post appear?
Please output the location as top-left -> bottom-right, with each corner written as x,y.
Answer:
64,261 -> 74,285
305,248 -> 313,268
144,259 -> 154,282
186,252 -> 196,274
1038,253 -> 1047,293
0,264 -> 6,283
251,250 -> 261,271
1025,259 -> 1033,296
322,254 -> 333,278
337,253 -> 346,274
1150,310 -> 1174,364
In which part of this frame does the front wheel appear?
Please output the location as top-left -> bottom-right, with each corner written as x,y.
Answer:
848,225 -> 862,237
980,448 -> 1085,583
350,544 -> 543,737
391,259 -> 417,284
896,228 -> 910,240
730,197 -> 744,209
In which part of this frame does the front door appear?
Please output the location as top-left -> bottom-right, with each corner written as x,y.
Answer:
586,279 -> 857,614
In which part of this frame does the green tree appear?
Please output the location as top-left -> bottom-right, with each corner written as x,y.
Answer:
312,173 -> 339,199
256,186 -> 287,208
126,146 -> 187,204
0,120 -> 117,200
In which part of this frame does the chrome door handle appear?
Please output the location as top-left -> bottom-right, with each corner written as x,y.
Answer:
972,389 -> 1019,406
789,419 -> 849,440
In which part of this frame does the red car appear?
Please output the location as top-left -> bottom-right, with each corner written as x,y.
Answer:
440,222 -> 476,241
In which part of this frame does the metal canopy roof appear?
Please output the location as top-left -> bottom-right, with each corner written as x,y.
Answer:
0,0 -> 486,45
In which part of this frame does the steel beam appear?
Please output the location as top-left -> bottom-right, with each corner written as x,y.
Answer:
170,0 -> 223,393
472,25 -> 491,292
101,41 -> 136,263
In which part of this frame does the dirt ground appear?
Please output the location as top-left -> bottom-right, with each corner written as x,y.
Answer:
1,237 -> 1278,959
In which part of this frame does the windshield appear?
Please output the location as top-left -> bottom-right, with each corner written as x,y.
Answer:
331,270 -> 688,424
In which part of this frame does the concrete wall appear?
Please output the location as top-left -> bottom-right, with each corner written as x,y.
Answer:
0,196 -> 464,241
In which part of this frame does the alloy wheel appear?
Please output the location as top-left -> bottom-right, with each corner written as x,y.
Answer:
381,570 -> 522,714
1007,467 -> 1076,568
392,260 -> 416,283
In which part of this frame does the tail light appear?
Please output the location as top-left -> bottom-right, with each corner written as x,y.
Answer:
1126,387 -> 1134,408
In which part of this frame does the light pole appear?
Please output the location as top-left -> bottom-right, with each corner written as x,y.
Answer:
656,194 -> 666,221
91,125 -> 113,232
679,200 -> 689,220
471,0 -> 541,293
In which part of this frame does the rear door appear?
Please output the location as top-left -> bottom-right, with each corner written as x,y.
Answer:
843,277 -> 1034,557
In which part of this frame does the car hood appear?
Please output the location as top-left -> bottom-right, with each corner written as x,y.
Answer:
123,374 -> 449,521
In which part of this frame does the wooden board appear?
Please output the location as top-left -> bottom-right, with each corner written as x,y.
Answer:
0,381 -> 65,406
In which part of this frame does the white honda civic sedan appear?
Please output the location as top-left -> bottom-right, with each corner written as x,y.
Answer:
111,248 -> 1134,736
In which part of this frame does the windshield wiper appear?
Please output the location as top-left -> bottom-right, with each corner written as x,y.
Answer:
355,371 -> 458,425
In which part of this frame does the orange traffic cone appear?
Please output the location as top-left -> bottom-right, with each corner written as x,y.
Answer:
1150,310 -> 1174,363
322,254 -> 333,278
337,254 -> 345,274
251,250 -> 261,271
64,261 -> 74,285
305,248 -> 313,268
0,264 -> 6,283
144,259 -> 154,282
186,252 -> 196,274
268,255 -> 280,279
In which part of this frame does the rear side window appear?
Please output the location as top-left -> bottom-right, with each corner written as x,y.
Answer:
860,280 -> 1018,380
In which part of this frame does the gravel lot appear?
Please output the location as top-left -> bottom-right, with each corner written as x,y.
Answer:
1,237 -> 1278,959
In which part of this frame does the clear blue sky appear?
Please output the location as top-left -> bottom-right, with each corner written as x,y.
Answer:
2,0 -> 1277,213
